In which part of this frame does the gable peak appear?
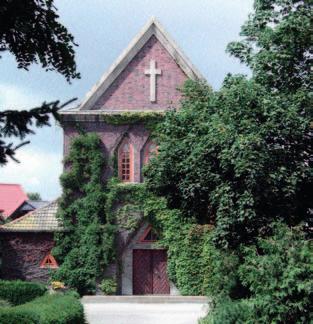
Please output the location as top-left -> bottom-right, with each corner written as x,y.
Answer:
77,17 -> 205,111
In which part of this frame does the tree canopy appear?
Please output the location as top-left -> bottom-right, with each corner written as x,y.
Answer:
27,192 -> 42,201
144,1 -> 312,321
145,0 -> 312,247
227,0 -> 312,93
0,0 -> 80,81
0,0 -> 80,166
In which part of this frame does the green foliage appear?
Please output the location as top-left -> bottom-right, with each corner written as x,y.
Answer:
143,195 -> 212,295
116,204 -> 142,230
1,100 -> 75,165
0,299 -> 11,308
53,133 -> 115,295
144,2 -> 312,323
202,223 -> 313,324
100,112 -> 164,132
105,179 -> 147,232
0,308 -> 37,324
238,223 -> 313,323
146,77 -> 311,248
27,192 -> 42,201
0,294 -> 85,324
227,0 -> 312,92
0,0 -> 80,166
200,299 -> 254,324
0,280 -> 47,306
0,0 -> 80,81
100,278 -> 117,295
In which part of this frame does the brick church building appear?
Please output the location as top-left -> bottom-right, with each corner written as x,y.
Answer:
0,18 -> 204,295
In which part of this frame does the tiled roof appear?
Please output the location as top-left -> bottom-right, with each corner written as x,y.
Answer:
0,184 -> 29,219
27,200 -> 50,209
0,201 -> 63,232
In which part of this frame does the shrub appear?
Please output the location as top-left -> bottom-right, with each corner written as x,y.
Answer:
200,299 -> 254,324
239,223 -> 313,323
0,280 -> 46,306
0,294 -> 85,324
0,298 -> 11,308
0,308 -> 37,324
100,278 -> 117,295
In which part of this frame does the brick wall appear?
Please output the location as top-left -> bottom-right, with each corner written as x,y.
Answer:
63,122 -> 151,183
93,35 -> 187,111
0,233 -> 55,283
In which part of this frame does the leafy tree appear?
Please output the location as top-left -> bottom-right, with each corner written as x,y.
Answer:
146,0 -> 312,247
0,0 -> 80,165
27,192 -> 42,201
146,77 -> 311,247
145,1 -> 312,322
227,0 -> 312,93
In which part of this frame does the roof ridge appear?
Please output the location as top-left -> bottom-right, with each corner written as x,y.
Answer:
68,17 -> 205,112
0,200 -> 58,228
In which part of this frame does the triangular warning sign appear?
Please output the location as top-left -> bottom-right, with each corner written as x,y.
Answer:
40,253 -> 58,269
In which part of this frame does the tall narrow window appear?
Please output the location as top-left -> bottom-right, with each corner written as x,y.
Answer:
118,138 -> 133,182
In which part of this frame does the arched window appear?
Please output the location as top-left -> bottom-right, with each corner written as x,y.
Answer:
118,138 -> 133,182
143,141 -> 158,165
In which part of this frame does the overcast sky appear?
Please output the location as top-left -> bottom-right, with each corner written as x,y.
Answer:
0,0 -> 253,200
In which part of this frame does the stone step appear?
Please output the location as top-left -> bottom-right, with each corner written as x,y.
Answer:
82,295 -> 209,304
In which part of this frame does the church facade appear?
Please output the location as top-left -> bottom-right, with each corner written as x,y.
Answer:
0,18 -> 203,295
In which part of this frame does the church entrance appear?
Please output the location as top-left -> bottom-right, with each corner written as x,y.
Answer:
133,249 -> 170,295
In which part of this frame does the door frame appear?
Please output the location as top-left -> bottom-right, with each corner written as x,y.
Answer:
132,248 -> 169,295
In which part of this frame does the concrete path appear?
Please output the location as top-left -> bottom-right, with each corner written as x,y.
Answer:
82,296 -> 209,324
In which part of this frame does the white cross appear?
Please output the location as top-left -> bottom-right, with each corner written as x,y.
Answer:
145,59 -> 161,102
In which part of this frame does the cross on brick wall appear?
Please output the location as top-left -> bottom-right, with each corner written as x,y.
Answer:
145,59 -> 162,102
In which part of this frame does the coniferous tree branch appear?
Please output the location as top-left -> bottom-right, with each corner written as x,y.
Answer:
0,98 -> 76,165
0,0 -> 80,166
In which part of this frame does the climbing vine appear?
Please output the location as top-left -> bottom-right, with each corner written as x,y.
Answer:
100,112 -> 164,131
52,133 -> 116,295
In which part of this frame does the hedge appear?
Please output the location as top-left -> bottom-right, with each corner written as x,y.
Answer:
0,294 -> 85,324
0,280 -> 46,306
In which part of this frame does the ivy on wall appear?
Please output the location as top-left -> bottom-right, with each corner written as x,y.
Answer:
100,112 -> 164,131
51,118 -> 219,297
105,179 -> 147,232
52,133 -> 116,295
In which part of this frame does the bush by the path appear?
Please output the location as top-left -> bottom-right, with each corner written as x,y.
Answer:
200,299 -> 254,324
100,278 -> 117,295
0,293 -> 85,324
0,280 -> 46,306
200,223 -> 312,324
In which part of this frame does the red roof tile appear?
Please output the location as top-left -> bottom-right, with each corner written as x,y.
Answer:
0,184 -> 28,219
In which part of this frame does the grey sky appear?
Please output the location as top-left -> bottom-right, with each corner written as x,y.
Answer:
0,0 -> 253,200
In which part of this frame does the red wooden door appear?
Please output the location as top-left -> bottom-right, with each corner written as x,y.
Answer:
152,249 -> 170,294
133,249 -> 170,295
133,249 -> 153,295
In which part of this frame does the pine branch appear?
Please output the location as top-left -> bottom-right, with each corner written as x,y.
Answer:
0,98 -> 76,165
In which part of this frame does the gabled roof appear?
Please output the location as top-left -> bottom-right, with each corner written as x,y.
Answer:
0,201 -> 62,232
74,17 -> 205,112
27,200 -> 50,209
0,184 -> 29,219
